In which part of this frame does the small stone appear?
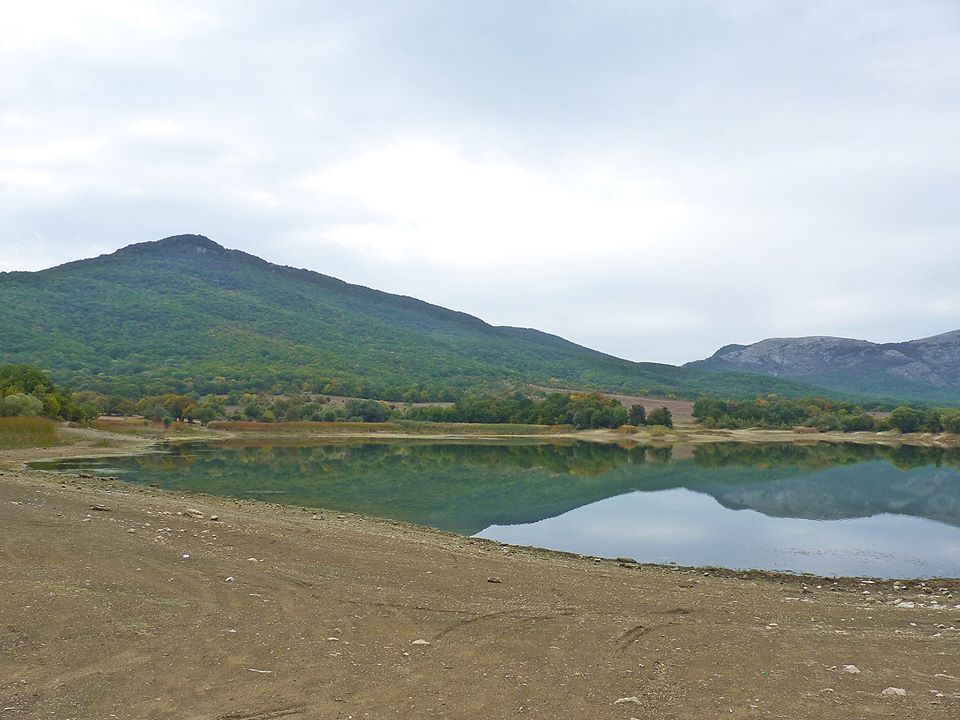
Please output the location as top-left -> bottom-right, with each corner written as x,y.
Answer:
184,508 -> 204,518
90,504 -> 110,512
127,528 -> 136,533
209,515 -> 219,521
843,665 -> 861,674
411,639 -> 431,646
487,576 -> 502,584
225,576 -> 235,582
181,554 -> 190,559
613,696 -> 642,705
881,687 -> 906,697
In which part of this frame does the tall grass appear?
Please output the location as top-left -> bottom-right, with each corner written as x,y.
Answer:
0,416 -> 61,448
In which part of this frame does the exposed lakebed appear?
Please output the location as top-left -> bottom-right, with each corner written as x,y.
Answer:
34,440 -> 960,578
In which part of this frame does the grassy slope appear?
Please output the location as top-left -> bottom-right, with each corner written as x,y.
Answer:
0,234 -> 842,400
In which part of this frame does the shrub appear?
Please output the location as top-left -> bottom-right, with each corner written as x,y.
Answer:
0,393 -> 44,417
646,407 -> 673,428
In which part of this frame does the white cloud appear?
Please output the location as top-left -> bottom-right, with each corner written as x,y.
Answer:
0,1 -> 215,53
302,141 -> 692,266
1,1 -> 958,363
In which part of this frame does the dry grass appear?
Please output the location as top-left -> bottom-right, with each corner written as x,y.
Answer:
0,416 -> 61,448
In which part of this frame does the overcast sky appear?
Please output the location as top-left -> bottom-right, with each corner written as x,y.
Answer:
2,1 -> 959,364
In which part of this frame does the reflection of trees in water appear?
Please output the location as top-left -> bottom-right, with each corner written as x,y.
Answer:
39,439 -> 960,533
156,441 -> 652,478
121,440 -> 960,487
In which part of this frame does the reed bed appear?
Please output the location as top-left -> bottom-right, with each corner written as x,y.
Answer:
0,416 -> 61,448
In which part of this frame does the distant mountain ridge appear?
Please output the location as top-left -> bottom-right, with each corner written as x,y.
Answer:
687,331 -> 960,404
0,234 -> 833,401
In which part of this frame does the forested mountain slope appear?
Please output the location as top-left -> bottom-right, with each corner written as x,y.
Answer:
1,234 -> 836,400
687,332 -> 960,404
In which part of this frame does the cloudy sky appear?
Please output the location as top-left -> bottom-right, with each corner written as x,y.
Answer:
2,1 -> 958,364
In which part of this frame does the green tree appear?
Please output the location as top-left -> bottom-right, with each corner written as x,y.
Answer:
0,393 -> 44,417
887,406 -> 921,433
344,399 -> 390,422
142,405 -> 168,422
187,405 -> 219,426
628,404 -> 646,426
942,411 -> 960,434
646,406 -> 673,428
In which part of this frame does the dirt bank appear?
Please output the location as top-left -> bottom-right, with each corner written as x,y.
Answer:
1,432 -> 959,719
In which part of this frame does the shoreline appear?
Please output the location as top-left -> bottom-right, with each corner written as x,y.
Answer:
3,428 -> 960,718
8,422 -> 960,585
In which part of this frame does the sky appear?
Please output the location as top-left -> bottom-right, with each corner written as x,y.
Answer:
2,0 -> 959,365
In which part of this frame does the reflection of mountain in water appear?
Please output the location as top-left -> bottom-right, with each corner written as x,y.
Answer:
33,441 -> 960,534
699,462 -> 960,527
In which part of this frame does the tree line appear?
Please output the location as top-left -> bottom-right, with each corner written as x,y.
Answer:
1,365 -> 683,431
0,365 -> 89,421
692,396 -> 960,433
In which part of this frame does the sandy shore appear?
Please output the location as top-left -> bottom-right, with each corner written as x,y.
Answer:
2,427 -> 959,719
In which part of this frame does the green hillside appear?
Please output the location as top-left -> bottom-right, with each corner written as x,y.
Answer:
0,234 -> 840,401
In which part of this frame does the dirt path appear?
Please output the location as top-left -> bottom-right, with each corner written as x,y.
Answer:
1,436 -> 959,719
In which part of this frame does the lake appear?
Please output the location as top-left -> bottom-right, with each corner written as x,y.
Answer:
33,440 -> 960,578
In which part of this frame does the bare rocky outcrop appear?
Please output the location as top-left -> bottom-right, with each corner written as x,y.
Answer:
687,330 -> 960,401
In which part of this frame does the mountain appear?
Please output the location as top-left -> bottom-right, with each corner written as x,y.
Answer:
687,332 -> 960,404
0,234 -> 840,401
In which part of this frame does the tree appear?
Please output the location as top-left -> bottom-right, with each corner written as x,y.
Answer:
887,406 -> 921,433
142,405 -> 168,423
187,405 -> 218,426
0,365 -> 55,396
0,393 -> 44,417
115,398 -> 137,416
344,399 -> 390,423
646,406 -> 673,428
628,404 -> 646,426
942,411 -> 960,434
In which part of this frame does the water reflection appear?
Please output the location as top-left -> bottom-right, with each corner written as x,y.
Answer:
34,440 -> 960,577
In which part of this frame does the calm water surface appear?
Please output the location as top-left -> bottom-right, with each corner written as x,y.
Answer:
34,440 -> 960,578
